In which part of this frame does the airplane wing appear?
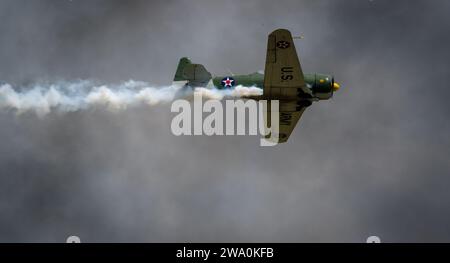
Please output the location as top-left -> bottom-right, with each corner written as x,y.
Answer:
263,29 -> 312,143
263,29 -> 312,98
264,100 -> 309,143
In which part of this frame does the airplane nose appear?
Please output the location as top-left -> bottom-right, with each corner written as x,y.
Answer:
333,82 -> 340,92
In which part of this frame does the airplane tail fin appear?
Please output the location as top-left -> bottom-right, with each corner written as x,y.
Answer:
173,57 -> 212,87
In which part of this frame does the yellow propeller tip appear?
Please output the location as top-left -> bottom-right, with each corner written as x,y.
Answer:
333,82 -> 340,92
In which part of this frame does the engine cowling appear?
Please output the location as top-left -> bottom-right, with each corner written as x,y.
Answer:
311,74 -> 339,100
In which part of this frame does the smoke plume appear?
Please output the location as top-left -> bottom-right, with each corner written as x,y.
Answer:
0,80 -> 263,116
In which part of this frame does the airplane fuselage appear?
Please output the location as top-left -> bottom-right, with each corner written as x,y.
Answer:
212,72 -> 338,101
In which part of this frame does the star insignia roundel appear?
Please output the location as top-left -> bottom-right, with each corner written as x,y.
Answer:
276,41 -> 290,49
221,77 -> 235,88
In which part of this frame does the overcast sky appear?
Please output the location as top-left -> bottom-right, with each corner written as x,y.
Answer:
0,0 -> 449,242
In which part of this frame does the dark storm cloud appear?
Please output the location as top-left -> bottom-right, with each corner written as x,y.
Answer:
0,0 -> 449,242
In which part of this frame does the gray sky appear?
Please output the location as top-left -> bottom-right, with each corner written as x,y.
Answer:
0,0 -> 449,242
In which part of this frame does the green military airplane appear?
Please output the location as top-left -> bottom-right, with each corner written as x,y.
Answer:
173,28 -> 340,143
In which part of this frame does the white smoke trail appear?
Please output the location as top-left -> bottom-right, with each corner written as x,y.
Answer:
0,80 -> 263,116
194,85 -> 263,100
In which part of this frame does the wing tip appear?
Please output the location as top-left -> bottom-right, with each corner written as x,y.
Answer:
270,28 -> 292,36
